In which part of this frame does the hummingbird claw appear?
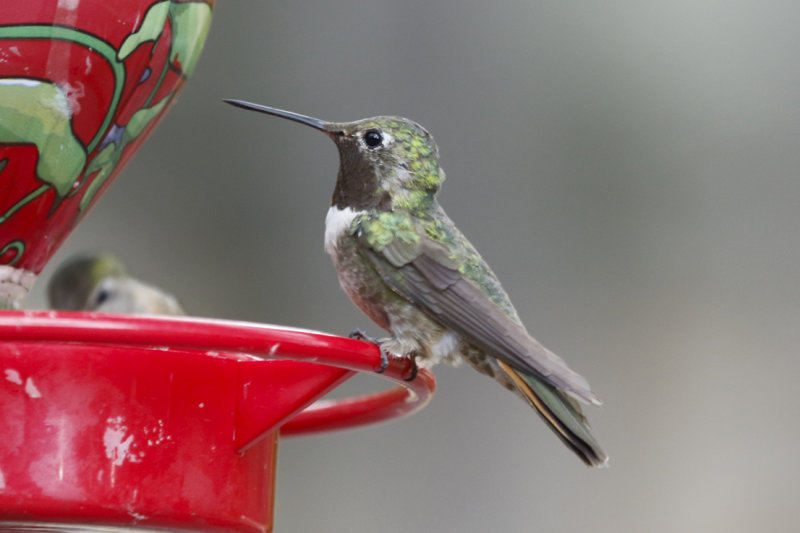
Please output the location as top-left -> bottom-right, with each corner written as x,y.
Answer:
348,328 -> 389,373
348,328 -> 370,341
376,347 -> 390,374
404,361 -> 418,382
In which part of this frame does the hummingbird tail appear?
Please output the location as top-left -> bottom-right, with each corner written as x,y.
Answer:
498,361 -> 608,467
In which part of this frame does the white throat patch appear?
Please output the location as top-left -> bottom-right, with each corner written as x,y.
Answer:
324,206 -> 363,254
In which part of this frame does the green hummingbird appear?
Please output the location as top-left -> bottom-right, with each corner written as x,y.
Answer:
225,100 -> 607,466
48,252 -> 185,315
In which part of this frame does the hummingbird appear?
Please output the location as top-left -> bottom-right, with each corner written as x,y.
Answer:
48,252 -> 185,315
225,100 -> 607,466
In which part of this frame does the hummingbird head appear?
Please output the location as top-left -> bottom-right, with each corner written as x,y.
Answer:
225,100 -> 445,213
48,252 -> 185,314
47,252 -> 128,311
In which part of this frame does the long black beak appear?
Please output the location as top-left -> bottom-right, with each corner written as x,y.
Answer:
224,99 -> 332,133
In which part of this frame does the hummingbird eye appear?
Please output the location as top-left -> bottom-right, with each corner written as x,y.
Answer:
95,288 -> 110,305
89,279 -> 114,309
362,129 -> 383,149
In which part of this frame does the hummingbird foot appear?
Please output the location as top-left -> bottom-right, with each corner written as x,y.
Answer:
348,328 -> 389,373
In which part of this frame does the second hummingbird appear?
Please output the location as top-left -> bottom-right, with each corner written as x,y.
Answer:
226,99 -> 607,466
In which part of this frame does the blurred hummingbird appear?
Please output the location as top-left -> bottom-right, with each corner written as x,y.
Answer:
225,100 -> 607,466
48,252 -> 185,315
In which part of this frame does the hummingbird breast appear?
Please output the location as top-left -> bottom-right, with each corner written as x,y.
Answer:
324,205 -> 458,363
325,206 -> 395,331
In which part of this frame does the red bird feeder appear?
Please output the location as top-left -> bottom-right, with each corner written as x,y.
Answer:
0,312 -> 435,532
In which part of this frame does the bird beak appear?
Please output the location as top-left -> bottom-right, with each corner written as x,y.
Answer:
223,99 -> 340,135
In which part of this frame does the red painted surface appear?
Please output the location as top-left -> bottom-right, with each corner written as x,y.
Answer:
0,1 -> 214,274
0,312 -> 435,532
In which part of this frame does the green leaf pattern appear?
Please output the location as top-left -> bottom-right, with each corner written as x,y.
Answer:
0,1 -> 212,266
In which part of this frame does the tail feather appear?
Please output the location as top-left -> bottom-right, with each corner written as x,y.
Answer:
498,361 -> 608,467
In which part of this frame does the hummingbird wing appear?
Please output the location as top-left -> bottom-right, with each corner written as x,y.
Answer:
353,210 -> 600,405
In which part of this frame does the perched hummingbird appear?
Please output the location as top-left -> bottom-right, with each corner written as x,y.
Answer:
48,252 -> 185,315
225,100 -> 607,466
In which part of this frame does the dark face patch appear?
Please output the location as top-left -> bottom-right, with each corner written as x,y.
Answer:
331,135 -> 390,210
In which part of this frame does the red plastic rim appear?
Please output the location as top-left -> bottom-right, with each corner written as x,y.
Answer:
0,311 -> 436,436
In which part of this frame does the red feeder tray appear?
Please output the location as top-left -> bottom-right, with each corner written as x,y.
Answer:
0,311 -> 435,532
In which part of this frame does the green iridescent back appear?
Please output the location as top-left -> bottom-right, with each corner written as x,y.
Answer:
424,205 -> 521,322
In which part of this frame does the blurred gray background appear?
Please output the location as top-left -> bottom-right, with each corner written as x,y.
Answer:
25,1 -> 800,531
